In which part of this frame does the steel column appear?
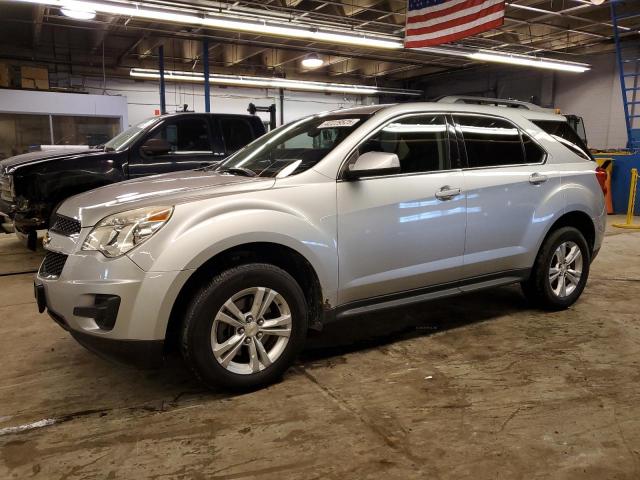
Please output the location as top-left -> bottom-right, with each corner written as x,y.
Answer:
203,38 -> 211,113
159,45 -> 166,114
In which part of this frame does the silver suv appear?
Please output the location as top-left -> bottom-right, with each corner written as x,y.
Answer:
35,103 -> 606,390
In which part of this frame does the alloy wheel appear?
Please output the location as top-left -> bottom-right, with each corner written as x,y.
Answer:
548,241 -> 583,298
211,287 -> 292,375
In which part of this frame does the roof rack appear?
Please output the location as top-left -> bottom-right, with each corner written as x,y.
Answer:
435,95 -> 547,112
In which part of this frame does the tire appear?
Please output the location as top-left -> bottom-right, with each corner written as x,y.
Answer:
181,263 -> 308,390
521,226 -> 591,310
15,227 -> 37,251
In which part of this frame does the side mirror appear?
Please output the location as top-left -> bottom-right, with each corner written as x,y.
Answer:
141,138 -> 171,156
344,151 -> 400,180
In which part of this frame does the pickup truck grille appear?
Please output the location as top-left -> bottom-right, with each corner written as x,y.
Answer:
0,174 -> 12,202
39,252 -> 68,278
50,214 -> 81,236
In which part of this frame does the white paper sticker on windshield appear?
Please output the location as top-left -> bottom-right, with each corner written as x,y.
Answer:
317,118 -> 360,128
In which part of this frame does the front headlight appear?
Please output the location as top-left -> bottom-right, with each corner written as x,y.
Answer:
82,206 -> 173,258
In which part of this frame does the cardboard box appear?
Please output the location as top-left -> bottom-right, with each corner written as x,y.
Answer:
21,66 -> 49,90
0,63 -> 9,88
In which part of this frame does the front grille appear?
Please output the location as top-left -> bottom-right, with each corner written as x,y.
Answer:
40,252 -> 68,278
0,174 -> 12,202
50,214 -> 81,236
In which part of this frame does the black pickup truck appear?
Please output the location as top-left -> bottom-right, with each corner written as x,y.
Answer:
0,112 -> 265,249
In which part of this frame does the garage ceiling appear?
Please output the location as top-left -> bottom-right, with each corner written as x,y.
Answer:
0,0 -> 639,89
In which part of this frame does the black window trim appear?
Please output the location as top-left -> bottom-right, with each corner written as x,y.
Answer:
452,112 -> 548,171
337,111 -> 460,181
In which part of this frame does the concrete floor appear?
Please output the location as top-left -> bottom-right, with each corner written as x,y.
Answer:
1,217 -> 639,479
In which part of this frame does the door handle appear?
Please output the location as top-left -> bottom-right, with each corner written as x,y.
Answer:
435,186 -> 461,200
529,172 -> 548,185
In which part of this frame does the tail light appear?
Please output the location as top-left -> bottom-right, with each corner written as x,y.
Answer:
595,166 -> 607,195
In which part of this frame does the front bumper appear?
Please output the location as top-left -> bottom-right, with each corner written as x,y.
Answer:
0,197 -> 46,233
0,198 -> 15,233
35,238 -> 192,367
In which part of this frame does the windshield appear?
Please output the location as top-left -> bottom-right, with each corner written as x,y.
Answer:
216,113 -> 371,178
104,117 -> 160,151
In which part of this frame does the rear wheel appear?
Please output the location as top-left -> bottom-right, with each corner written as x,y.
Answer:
181,263 -> 308,390
521,226 -> 590,310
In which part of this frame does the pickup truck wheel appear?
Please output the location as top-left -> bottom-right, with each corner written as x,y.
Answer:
181,263 -> 308,390
521,226 -> 590,310
15,228 -> 37,251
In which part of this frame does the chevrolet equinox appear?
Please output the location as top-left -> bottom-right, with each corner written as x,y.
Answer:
35,103 -> 606,390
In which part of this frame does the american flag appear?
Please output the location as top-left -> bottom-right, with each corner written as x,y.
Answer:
405,0 -> 505,48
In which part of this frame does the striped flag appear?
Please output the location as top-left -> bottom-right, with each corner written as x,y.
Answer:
405,0 -> 505,48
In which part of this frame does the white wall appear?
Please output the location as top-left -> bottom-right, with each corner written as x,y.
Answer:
0,88 -> 128,128
421,66 -> 555,107
418,52 -> 628,150
554,53 -> 627,150
75,76 -> 373,128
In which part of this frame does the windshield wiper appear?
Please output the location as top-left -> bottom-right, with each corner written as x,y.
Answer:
218,167 -> 257,177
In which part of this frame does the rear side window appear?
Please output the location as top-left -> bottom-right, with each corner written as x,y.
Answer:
220,118 -> 255,152
358,114 -> 450,173
150,118 -> 212,153
454,115 -> 524,167
532,120 -> 592,160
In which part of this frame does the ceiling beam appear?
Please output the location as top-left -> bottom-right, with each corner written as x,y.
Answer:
32,5 -> 45,48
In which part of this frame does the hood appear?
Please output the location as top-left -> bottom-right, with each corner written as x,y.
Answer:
57,169 -> 276,227
0,148 -> 103,173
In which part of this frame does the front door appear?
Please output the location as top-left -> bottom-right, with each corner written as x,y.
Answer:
128,116 -> 220,178
337,113 -> 467,305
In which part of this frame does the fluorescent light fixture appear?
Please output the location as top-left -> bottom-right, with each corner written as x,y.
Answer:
11,0 -> 591,73
301,54 -> 324,69
60,6 -> 95,19
469,51 -> 590,73
14,0 -> 402,49
129,68 -> 422,96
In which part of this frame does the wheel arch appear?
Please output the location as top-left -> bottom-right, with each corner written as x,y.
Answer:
541,210 -> 596,255
164,242 -> 325,353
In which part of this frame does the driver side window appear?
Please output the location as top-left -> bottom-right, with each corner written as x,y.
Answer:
149,118 -> 212,154
357,114 -> 450,174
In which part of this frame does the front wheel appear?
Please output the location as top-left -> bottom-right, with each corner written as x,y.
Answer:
181,263 -> 308,390
521,226 -> 591,310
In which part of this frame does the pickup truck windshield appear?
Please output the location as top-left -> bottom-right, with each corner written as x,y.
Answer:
104,117 -> 159,152
216,113 -> 371,178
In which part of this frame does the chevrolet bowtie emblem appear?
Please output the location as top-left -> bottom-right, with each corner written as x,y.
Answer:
43,231 -> 51,247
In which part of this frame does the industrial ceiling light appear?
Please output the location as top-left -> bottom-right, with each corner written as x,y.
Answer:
468,51 -> 590,73
15,0 -> 402,49
589,0 -> 606,5
12,0 -> 591,73
60,5 -> 95,19
129,68 -> 422,96
301,54 -> 324,69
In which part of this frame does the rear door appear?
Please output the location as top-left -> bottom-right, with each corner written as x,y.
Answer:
454,114 -> 561,278
128,116 -> 218,178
